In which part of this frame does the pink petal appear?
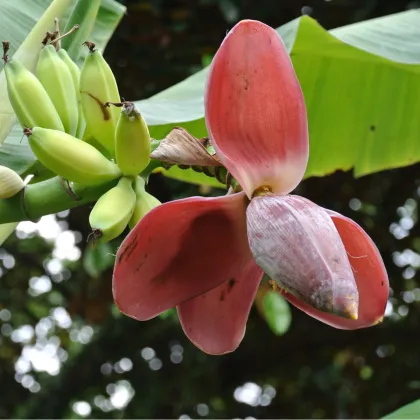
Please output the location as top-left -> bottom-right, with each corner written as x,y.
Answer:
205,20 -> 308,198
177,259 -> 264,355
282,210 -> 389,329
246,194 -> 359,319
113,192 -> 252,321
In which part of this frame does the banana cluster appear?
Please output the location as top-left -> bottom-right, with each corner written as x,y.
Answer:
4,34 -> 159,243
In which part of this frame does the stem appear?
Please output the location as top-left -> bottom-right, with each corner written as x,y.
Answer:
54,17 -> 61,50
2,41 -> 10,64
0,177 -> 118,224
51,24 -> 79,46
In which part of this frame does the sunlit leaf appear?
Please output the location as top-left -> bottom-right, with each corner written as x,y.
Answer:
61,0 -> 101,60
0,222 -> 18,246
382,399 -> 420,419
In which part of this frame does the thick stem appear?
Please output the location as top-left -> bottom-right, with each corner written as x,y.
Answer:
0,177 -> 118,223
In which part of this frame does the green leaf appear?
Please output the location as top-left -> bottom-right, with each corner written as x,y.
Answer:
82,242 -> 115,278
382,399 -> 420,419
0,0 -> 125,144
0,222 -> 18,246
61,0 -> 102,60
262,292 -> 292,336
134,10 -> 420,181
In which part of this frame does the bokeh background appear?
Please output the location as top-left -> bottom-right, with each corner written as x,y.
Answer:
1,0 -> 420,418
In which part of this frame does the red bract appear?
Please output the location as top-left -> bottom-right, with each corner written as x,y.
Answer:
113,19 -> 389,355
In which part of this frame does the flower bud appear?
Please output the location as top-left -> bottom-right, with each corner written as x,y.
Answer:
246,194 -> 359,319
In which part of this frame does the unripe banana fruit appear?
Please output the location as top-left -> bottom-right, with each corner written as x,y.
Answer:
4,59 -> 64,131
0,166 -> 25,198
37,45 -> 79,136
80,42 -> 120,155
58,49 -> 86,139
89,177 -> 136,243
128,177 -> 161,229
26,127 -> 121,185
113,102 -> 151,176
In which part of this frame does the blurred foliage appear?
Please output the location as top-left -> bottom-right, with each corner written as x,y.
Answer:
1,0 -> 420,419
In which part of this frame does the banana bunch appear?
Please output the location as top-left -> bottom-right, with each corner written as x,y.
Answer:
4,30 -> 159,244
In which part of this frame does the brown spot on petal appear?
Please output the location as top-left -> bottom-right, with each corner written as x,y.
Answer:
228,278 -> 236,291
118,237 -> 138,264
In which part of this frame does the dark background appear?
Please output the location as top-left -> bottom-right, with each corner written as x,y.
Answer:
1,0 -> 420,418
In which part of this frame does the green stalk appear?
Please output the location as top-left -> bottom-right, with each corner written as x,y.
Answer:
0,176 -> 118,223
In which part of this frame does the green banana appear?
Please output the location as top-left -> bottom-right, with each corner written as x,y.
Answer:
89,176 -> 136,243
4,59 -> 64,131
58,48 -> 86,139
80,42 -> 120,156
114,102 -> 151,176
37,45 -> 79,136
26,127 -> 121,185
128,177 -> 161,229
0,166 -> 25,198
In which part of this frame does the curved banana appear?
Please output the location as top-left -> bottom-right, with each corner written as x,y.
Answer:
114,102 -> 151,176
89,176 -> 136,243
80,42 -> 120,156
128,176 -> 161,229
4,59 -> 64,131
58,48 -> 86,139
37,45 -> 79,136
26,127 -> 121,185
0,166 -> 25,198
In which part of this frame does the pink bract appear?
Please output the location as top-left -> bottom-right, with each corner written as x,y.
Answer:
113,193 -> 251,321
205,19 -> 308,198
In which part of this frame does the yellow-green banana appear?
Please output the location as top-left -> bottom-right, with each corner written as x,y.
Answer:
89,177 -> 136,243
37,45 -> 79,136
26,127 -> 121,185
0,166 -> 25,198
128,177 -> 161,229
58,48 -> 86,139
114,102 -> 151,176
80,42 -> 120,156
5,59 -> 64,131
